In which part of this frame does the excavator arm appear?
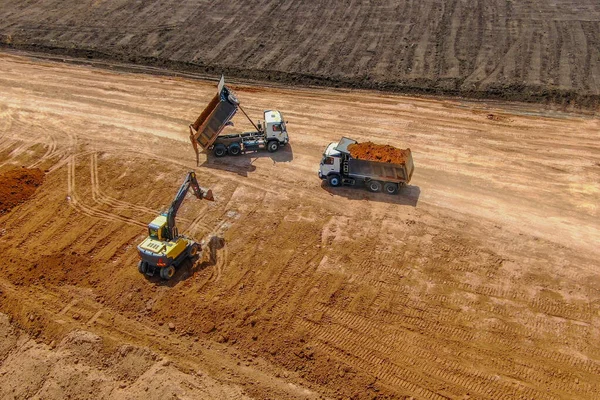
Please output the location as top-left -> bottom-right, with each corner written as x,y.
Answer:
166,171 -> 214,240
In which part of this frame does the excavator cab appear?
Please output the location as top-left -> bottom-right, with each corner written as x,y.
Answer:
147,215 -> 168,241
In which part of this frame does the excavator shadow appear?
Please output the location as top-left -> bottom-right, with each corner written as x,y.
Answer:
199,143 -> 294,177
321,181 -> 421,207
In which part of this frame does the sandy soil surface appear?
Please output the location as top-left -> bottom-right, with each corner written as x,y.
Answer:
0,52 -> 599,399
0,167 -> 44,214
0,1 -> 599,107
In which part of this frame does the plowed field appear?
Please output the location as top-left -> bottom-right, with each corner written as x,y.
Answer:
0,0 -> 599,106
1,53 -> 599,399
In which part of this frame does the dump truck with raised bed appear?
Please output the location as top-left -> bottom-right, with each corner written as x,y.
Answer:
137,171 -> 214,280
189,76 -> 289,162
318,137 -> 414,194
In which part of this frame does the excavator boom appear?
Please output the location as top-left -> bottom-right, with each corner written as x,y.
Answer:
166,171 -> 213,240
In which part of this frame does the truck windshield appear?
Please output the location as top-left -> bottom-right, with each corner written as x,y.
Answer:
149,227 -> 158,239
280,117 -> 286,132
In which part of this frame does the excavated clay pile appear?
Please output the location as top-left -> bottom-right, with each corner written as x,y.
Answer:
348,142 -> 410,164
0,167 -> 45,214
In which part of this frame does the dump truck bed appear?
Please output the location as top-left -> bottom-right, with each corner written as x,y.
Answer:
191,76 -> 239,150
335,136 -> 414,184
348,155 -> 414,183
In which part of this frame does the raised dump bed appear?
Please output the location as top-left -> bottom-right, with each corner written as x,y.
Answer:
189,76 -> 289,160
189,76 -> 239,152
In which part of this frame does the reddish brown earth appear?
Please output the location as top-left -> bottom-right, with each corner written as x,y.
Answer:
0,167 -> 44,214
0,54 -> 599,399
348,142 -> 411,164
0,0 -> 599,107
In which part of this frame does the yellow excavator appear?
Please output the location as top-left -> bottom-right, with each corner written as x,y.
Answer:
137,171 -> 214,280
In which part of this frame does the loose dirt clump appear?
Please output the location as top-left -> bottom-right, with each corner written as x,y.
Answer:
0,167 -> 45,214
348,142 -> 411,164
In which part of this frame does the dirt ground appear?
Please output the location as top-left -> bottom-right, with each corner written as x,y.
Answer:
0,0 -> 599,107
0,167 -> 44,214
0,53 -> 599,399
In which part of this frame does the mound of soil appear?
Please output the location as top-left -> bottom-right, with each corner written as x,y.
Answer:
0,167 -> 45,214
348,142 -> 411,164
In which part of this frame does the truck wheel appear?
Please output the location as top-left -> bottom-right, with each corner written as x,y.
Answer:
328,174 -> 342,187
138,260 -> 147,274
213,144 -> 227,157
160,266 -> 176,280
367,180 -> 382,192
384,182 -> 398,195
189,243 -> 200,257
228,143 -> 241,156
267,140 -> 279,153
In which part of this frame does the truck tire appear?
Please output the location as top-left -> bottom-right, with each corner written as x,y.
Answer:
160,265 -> 176,280
267,140 -> 279,153
213,144 -> 227,157
384,182 -> 398,195
367,180 -> 382,192
228,143 -> 241,156
138,260 -> 147,274
328,174 -> 342,187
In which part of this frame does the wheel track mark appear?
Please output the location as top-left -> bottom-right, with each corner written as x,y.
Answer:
318,303 -> 572,398
0,141 -> 33,167
67,154 -> 146,227
90,152 -> 162,216
296,319 -> 450,400
457,281 -> 592,322
87,310 -> 103,326
29,131 -> 58,169
58,299 -> 79,315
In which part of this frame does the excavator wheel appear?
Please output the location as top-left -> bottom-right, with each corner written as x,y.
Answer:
160,265 -> 176,280
138,260 -> 148,274
189,243 -> 200,257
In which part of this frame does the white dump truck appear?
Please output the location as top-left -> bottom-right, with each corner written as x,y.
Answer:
189,76 -> 289,160
318,137 -> 414,194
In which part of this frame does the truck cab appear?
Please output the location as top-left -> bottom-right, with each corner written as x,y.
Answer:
318,141 -> 343,182
261,110 -> 289,145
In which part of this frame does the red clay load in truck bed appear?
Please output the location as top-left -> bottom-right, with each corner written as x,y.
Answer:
347,142 -> 411,164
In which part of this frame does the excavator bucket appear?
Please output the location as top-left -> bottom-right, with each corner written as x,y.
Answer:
201,188 -> 214,202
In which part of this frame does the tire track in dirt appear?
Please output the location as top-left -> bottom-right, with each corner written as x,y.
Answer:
296,318 -> 450,400
67,154 -> 146,228
0,278 -> 322,399
310,304 -> 591,399
89,152 -> 159,216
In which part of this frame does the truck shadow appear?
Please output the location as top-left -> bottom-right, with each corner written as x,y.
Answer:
320,181 -> 421,207
199,143 -> 294,177
145,236 -> 226,287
